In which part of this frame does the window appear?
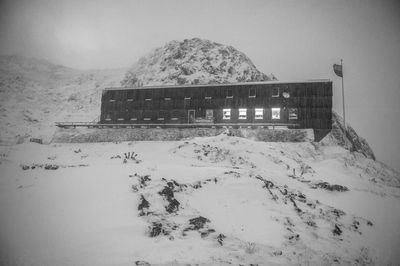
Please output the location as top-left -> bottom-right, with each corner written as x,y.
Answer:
171,110 -> 180,121
158,111 -> 166,120
255,108 -> 263,120
130,111 -> 139,121
249,88 -> 256,98
226,88 -> 233,98
289,108 -> 298,120
127,91 -> 134,101
145,91 -> 152,101
239,108 -> 247,120
143,111 -> 152,121
223,109 -> 231,120
164,89 -> 171,100
272,87 -> 280,97
109,91 -> 116,102
206,109 -> 214,119
205,89 -> 212,99
105,113 -> 112,121
271,108 -> 281,119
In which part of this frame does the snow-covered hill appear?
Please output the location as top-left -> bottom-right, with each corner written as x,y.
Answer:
121,38 -> 276,87
0,134 -> 399,265
0,55 -> 126,143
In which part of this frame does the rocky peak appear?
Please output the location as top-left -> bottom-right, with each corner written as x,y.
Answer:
121,38 -> 275,87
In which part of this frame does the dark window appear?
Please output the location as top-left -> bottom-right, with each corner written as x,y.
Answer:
272,87 -> 279,97
143,111 -> 152,120
145,91 -> 152,100
226,88 -> 233,98
289,108 -> 298,120
164,88 -> 172,100
171,110 -> 180,120
127,90 -> 134,101
249,88 -> 256,97
158,110 -> 166,120
109,91 -> 116,102
205,89 -> 212,99
184,88 -> 191,99
130,111 -> 139,121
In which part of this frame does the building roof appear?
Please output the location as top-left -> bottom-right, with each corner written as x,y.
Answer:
104,79 -> 332,91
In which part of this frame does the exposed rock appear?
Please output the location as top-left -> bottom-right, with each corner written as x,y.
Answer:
312,182 -> 349,192
121,38 -> 275,87
322,111 -> 375,160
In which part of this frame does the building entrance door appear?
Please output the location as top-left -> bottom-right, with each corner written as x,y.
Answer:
188,110 -> 195,123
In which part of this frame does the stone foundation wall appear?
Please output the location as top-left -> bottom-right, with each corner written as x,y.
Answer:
52,127 -> 314,143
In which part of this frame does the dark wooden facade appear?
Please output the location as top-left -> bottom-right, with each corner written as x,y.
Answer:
100,80 -> 332,141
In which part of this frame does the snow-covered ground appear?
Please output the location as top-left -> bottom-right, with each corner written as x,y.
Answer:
1,134 -> 399,265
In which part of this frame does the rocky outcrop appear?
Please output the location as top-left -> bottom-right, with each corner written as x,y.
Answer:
121,38 -> 275,87
322,111 -> 375,160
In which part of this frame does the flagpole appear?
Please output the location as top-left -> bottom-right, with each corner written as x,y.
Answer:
341,59 -> 346,130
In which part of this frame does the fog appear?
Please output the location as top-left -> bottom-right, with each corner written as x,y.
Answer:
1,0 -> 399,170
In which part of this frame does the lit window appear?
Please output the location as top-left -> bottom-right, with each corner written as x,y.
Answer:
289,108 -> 298,120
239,108 -> 247,120
226,89 -> 233,98
255,108 -> 263,120
272,108 -> 280,119
206,109 -> 214,119
223,109 -> 231,120
272,87 -> 279,97
249,88 -> 256,98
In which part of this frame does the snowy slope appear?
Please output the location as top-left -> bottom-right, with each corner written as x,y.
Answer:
0,55 -> 126,144
1,134 -> 399,265
121,38 -> 276,87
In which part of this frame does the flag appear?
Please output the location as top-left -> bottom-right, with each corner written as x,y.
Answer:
333,63 -> 343,77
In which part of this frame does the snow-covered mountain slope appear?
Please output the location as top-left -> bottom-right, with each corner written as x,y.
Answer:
0,55 -> 126,143
121,38 -> 276,87
0,134 -> 399,265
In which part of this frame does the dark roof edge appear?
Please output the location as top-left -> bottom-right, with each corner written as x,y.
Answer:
104,79 -> 332,91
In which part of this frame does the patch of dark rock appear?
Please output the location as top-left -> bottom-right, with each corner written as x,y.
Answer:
138,175 -> 151,188
188,216 -> 210,230
29,138 -> 42,144
273,251 -> 283,256
217,233 -> 226,246
313,182 -> 349,192
200,228 -> 216,238
288,234 -> 300,241
148,222 -> 173,237
74,149 -> 81,153
44,164 -> 59,170
165,198 -> 180,213
333,224 -> 342,236
331,208 -> 346,218
138,195 -> 150,216
306,220 -> 317,227
191,181 -> 202,189
110,155 -> 121,159
367,220 -> 373,226
21,164 -> 30,170
135,261 -> 151,266
131,185 -> 139,192
158,186 -> 180,213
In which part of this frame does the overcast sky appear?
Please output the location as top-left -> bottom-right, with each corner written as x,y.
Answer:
1,0 -> 399,170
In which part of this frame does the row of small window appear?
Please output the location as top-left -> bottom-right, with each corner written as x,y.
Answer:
109,87 -> 285,102
222,108 -> 298,120
105,108 -> 298,121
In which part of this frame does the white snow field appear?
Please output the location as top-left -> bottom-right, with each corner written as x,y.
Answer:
0,134 -> 399,265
